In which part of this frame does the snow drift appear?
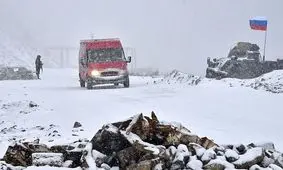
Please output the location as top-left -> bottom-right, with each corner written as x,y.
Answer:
159,70 -> 202,86
160,70 -> 283,93
223,70 -> 283,93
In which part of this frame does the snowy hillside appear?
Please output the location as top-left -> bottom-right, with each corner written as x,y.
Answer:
0,30 -> 36,69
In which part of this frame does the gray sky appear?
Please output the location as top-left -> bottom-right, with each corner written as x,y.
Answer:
0,0 -> 282,74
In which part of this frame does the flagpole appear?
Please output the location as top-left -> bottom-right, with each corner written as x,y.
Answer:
263,28 -> 267,62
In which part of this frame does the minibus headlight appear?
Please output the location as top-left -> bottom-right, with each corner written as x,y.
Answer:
91,70 -> 100,77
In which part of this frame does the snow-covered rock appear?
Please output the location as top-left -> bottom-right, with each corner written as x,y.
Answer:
186,156 -> 203,169
0,142 -> 9,160
225,149 -> 240,162
72,122 -> 84,137
254,142 -> 276,151
214,146 -> 226,156
161,70 -> 202,85
233,147 -> 265,169
188,143 -> 206,158
275,154 -> 283,168
62,160 -> 73,168
166,145 -> 177,160
250,164 -> 271,170
269,164 -> 283,170
262,155 -> 276,168
234,144 -> 248,155
32,152 -> 64,167
249,164 -> 283,170
203,158 -> 235,169
0,161 -> 24,170
100,163 -> 111,170
171,145 -> 191,169
240,70 -> 283,93
201,148 -> 217,164
154,163 -> 163,170
171,158 -> 185,170
177,144 -> 189,153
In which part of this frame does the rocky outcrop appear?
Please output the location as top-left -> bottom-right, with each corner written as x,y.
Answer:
228,42 -> 260,59
84,112 -> 217,169
206,42 -> 283,79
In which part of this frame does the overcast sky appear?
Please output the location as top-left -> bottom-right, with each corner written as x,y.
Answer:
0,0 -> 282,74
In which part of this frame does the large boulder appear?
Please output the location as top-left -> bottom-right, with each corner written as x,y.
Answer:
206,42 -> 283,79
3,142 -> 50,166
227,42 -> 260,59
232,147 -> 265,169
90,124 -> 132,155
203,159 -> 235,170
225,149 -> 239,162
186,156 -> 203,169
201,148 -> 217,165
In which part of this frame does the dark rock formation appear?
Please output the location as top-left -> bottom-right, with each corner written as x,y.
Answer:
206,42 -> 283,79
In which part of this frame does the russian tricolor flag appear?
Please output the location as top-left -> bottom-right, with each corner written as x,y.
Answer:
250,17 -> 267,31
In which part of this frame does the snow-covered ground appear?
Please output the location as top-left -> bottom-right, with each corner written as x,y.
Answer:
162,69 -> 283,93
1,68 -> 283,164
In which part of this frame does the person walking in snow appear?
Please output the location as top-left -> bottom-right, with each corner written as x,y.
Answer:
35,55 -> 43,79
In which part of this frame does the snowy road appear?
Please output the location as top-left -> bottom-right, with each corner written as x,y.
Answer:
1,68 -> 283,152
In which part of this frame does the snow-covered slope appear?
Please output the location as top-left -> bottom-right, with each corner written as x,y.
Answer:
160,70 -> 283,93
0,30 -> 35,69
222,70 -> 283,93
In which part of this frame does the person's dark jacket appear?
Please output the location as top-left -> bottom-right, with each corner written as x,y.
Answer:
35,56 -> 43,72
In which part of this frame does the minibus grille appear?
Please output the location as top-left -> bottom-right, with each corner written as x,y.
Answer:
101,71 -> 119,77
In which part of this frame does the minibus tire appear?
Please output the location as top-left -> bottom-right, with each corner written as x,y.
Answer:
80,80 -> 85,87
86,82 -> 93,90
123,77 -> 130,88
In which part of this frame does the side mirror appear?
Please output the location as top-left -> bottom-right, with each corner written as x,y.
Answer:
127,56 -> 132,63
